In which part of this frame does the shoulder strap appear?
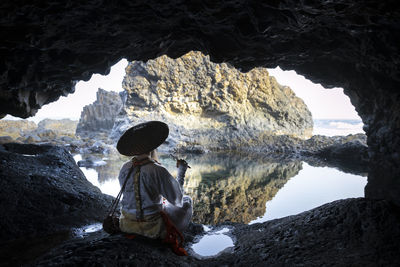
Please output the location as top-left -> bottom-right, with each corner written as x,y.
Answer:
107,157 -> 154,219
107,164 -> 135,217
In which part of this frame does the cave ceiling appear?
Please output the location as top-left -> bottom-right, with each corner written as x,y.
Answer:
1,0 -> 400,205
1,0 -> 399,120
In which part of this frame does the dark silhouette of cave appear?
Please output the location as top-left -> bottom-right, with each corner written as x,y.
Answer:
1,0 -> 399,205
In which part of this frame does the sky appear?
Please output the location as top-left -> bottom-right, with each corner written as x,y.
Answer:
4,59 -> 361,123
4,59 -> 129,123
268,67 -> 360,120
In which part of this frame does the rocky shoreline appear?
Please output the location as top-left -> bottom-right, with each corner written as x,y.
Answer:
28,198 -> 400,266
0,135 -> 396,266
0,139 -> 376,266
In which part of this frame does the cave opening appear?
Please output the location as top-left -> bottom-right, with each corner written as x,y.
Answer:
0,52 -> 369,228
2,51 -> 371,234
1,0 -> 399,264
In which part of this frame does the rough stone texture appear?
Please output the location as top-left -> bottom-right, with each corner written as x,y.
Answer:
316,139 -> 369,165
31,198 -> 400,266
76,88 -> 123,137
1,0 -> 398,204
0,120 -> 37,139
0,119 -> 78,144
38,118 -> 77,138
112,51 -> 313,151
0,143 -> 113,242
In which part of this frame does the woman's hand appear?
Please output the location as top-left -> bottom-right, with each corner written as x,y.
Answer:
176,159 -> 189,169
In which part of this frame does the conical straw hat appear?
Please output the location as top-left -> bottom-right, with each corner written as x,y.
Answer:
117,121 -> 169,156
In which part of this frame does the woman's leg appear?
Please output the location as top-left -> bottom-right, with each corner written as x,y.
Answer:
163,196 -> 193,232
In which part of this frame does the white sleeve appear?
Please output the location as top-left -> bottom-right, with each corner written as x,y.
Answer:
157,167 -> 183,207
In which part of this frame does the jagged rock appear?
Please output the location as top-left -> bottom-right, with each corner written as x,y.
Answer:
76,89 -> 123,138
112,52 -> 313,152
0,120 -> 37,139
0,136 -> 13,144
1,0 -> 400,204
316,139 -> 369,165
38,118 -> 78,138
19,133 -> 41,143
0,143 -> 113,243
0,119 -> 78,145
30,198 -> 400,266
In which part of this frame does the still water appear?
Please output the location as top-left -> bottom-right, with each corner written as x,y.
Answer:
74,153 -> 367,256
74,153 -> 367,225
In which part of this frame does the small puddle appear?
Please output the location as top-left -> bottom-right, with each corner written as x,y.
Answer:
72,223 -> 103,238
191,227 -> 234,257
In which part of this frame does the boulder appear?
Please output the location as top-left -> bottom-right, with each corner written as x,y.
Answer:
112,51 -> 313,152
0,143 -> 113,243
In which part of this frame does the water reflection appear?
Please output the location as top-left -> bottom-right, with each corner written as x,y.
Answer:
165,154 -> 302,225
75,153 -> 366,225
191,227 -> 234,257
250,162 -> 367,224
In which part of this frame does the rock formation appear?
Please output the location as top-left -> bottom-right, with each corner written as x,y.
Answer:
38,118 -> 77,138
112,51 -> 313,152
31,198 -> 400,266
0,120 -> 37,140
0,143 -> 113,243
76,88 -> 123,137
1,1 -> 400,265
1,0 -> 399,204
0,119 -> 78,144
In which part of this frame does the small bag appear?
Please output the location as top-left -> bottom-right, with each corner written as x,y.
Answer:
103,214 -> 120,234
103,165 -> 135,234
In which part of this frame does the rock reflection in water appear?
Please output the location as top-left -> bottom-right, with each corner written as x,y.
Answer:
78,152 -> 301,225
165,154 -> 302,225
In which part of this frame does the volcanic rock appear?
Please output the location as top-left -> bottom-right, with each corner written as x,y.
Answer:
316,138 -> 369,165
76,88 -> 123,138
38,118 -> 78,138
30,198 -> 400,266
112,51 -> 313,151
0,120 -> 37,140
0,0 -> 399,204
0,143 -> 113,243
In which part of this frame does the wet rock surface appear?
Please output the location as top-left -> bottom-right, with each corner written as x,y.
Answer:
31,198 -> 400,266
0,143 -> 113,243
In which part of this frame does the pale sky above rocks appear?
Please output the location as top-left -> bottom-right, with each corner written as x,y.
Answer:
5,58 -> 361,123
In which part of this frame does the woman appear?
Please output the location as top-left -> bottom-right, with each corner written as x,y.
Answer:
116,121 -> 192,245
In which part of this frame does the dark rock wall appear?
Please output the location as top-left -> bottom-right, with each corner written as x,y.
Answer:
0,143 -> 113,242
1,1 -> 399,203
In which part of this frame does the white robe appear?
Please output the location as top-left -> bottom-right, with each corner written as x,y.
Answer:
118,157 -> 192,231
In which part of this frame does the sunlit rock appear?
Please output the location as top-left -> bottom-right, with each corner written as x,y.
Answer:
1,0 -> 399,204
0,120 -> 37,140
112,52 -> 313,152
